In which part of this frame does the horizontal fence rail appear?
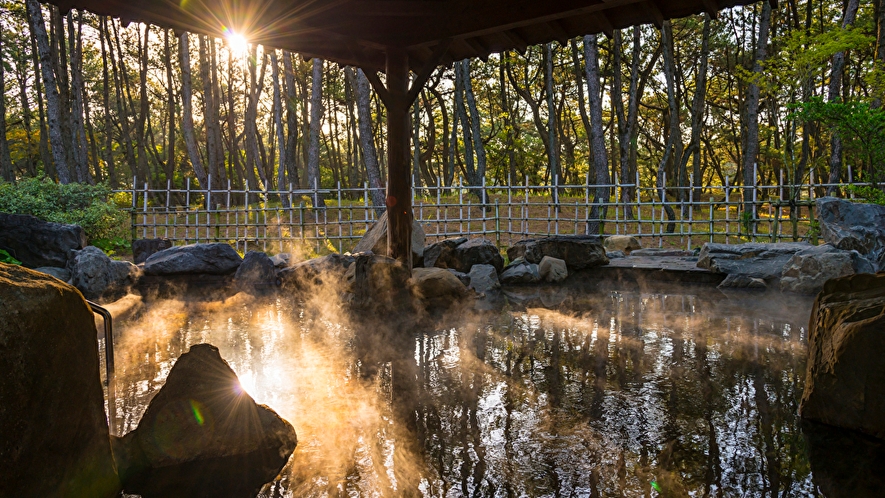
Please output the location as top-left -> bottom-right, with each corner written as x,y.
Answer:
122,168 -> 872,255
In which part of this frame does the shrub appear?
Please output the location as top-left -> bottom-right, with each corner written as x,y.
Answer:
0,178 -> 130,250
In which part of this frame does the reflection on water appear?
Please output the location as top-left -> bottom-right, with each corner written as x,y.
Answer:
113,287 -> 839,497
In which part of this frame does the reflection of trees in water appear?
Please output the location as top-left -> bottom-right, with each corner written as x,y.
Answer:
114,292 -> 815,497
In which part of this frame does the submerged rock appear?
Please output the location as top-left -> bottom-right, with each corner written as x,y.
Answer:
800,273 -> 885,439
114,344 -> 297,498
352,211 -> 425,265
718,273 -> 767,290
278,253 -> 353,290
144,243 -> 243,276
780,244 -> 875,295
69,245 -> 141,301
132,238 -> 173,265
0,264 -> 120,498
0,213 -> 86,268
816,197 -> 885,270
507,235 -> 608,271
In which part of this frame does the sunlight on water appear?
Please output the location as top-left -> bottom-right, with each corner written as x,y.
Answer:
113,288 -> 823,497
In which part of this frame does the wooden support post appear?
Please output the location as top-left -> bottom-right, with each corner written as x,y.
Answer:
385,48 -> 413,267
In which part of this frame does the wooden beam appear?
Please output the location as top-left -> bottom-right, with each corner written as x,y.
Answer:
363,70 -> 393,109
547,19 -> 571,45
596,11 -> 615,38
407,38 -> 452,103
501,29 -> 528,55
643,0 -> 664,28
700,0 -> 720,19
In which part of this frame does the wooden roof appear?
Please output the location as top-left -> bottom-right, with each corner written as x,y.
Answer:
46,0 -> 761,71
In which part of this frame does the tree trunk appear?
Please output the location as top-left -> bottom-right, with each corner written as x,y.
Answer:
306,58 -> 324,208
179,33 -> 208,188
454,62 -> 475,187
826,0 -> 861,194
99,18 -> 117,187
108,20 -> 136,182
135,25 -> 150,183
164,30 -> 176,184
544,43 -> 560,202
659,21 -> 682,233
271,51 -> 289,207
67,12 -> 91,183
742,0 -> 772,219
283,52 -> 300,187
25,0 -> 71,183
0,26 -> 13,182
584,34 -> 611,234
462,60 -> 488,203
680,15 -> 711,205
351,68 -> 385,212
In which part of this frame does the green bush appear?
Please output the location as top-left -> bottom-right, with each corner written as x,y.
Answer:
0,178 -> 130,250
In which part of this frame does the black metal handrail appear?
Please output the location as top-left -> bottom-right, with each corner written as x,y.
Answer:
87,301 -> 117,436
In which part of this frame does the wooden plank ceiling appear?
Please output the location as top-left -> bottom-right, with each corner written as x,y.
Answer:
44,0 -> 760,72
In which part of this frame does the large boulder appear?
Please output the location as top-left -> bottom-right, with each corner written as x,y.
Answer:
816,197 -> 885,270
452,238 -> 504,273
422,237 -> 468,269
34,265 -> 72,282
0,264 -> 120,497
352,211 -> 425,264
132,238 -> 173,265
69,246 -> 141,301
144,243 -> 243,276
114,344 -> 297,497
0,213 -> 86,268
604,235 -> 641,254
780,244 -> 875,295
697,242 -> 810,286
800,273 -> 885,439
507,235 -> 608,270
233,251 -> 279,293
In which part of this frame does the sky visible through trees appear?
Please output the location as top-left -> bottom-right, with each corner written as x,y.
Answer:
0,0 -> 882,211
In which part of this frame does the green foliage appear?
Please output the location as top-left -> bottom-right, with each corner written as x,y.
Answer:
847,185 -> 885,205
0,248 -> 22,265
792,98 -> 885,182
0,178 -> 130,245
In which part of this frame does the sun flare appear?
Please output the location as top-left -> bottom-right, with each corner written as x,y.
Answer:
225,31 -> 248,56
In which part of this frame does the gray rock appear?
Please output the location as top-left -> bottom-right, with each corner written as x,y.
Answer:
800,273 -> 885,439
631,248 -> 694,257
69,246 -> 141,301
500,261 -> 541,284
353,211 -> 425,264
144,243 -> 243,276
34,266 -> 71,282
0,213 -> 86,268
718,273 -> 767,290
604,235 -> 641,254
780,244 -> 875,295
452,238 -> 504,274
447,269 -> 471,287
507,235 -> 608,270
816,197 -> 885,271
538,256 -> 568,283
423,237 -> 468,269
411,267 -> 467,302
468,264 -> 500,294
132,238 -> 172,265
0,265 -> 120,497
344,254 -> 412,308
278,253 -> 354,289
234,251 -> 278,292
269,253 -> 290,268
113,344 -> 297,496
606,251 -> 626,259
697,242 -> 811,280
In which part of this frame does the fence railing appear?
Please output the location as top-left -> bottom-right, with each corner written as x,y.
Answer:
124,170 -> 872,254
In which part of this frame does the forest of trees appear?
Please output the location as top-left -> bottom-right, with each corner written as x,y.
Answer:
0,0 -> 883,212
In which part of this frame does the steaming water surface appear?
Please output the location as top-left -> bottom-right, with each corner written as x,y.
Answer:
113,287 -> 829,497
